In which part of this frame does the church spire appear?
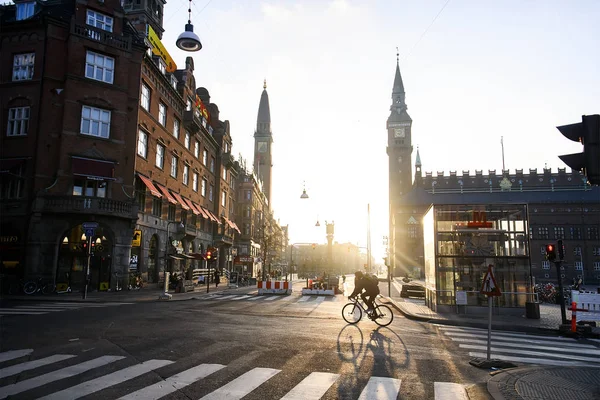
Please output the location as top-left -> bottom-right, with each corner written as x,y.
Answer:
415,147 -> 422,167
257,79 -> 271,131
392,48 -> 406,107
414,146 -> 422,186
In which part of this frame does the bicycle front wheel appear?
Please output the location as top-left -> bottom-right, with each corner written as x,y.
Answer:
23,281 -> 38,295
342,303 -> 362,324
373,304 -> 394,327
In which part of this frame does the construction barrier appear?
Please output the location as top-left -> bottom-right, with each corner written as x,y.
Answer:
257,280 -> 292,295
571,291 -> 600,321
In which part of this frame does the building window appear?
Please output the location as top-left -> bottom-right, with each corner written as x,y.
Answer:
537,227 -> 549,240
594,262 -> 600,271
159,103 -> 166,126
170,74 -> 177,89
574,247 -> 582,256
593,247 -> 600,256
194,140 -> 200,158
186,98 -> 192,111
201,179 -> 207,197
158,59 -> 166,75
222,167 -> 227,180
152,198 -> 162,217
184,132 -> 191,149
202,149 -> 207,165
168,204 -> 176,221
183,165 -> 189,185
243,223 -> 250,235
87,10 -> 113,32
245,190 -> 251,200
209,185 -> 214,202
210,157 -> 215,173
570,227 -> 581,240
173,118 -> 180,139
80,106 -> 111,138
245,205 -> 251,218
141,84 -> 150,111
156,143 -> 165,169
553,226 -> 565,240
6,106 -> 30,136
85,51 -> 114,84
588,227 -> 599,240
542,261 -> 550,270
192,172 -> 198,192
0,163 -> 25,199
408,226 -> 417,239
73,179 -> 107,198
221,190 -> 226,207
170,155 -> 178,178
574,261 -> 583,271
12,53 -> 35,81
16,2 -> 35,20
137,130 -> 148,158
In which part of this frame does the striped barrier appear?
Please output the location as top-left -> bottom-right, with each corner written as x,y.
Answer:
257,280 -> 292,295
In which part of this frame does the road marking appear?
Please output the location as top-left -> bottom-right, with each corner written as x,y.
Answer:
435,326 -> 578,342
245,296 -> 262,301
434,382 -> 468,400
0,355 -> 124,398
117,363 -> 225,400
315,296 -> 326,304
263,296 -> 280,301
11,307 -> 67,312
467,352 -> 590,367
298,296 -> 311,302
230,295 -> 252,301
449,338 -> 600,354
39,359 -> 173,400
0,349 -> 33,363
357,377 -> 401,400
199,367 -> 280,400
214,295 -> 238,300
0,310 -> 47,315
280,372 -> 339,400
0,354 -> 75,379
440,331 -> 589,347
460,344 -> 600,363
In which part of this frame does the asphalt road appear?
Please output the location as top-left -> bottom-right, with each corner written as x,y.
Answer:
0,283 -> 494,399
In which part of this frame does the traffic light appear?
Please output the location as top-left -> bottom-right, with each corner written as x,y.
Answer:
312,243 -> 316,250
545,244 -> 556,262
557,114 -> 600,185
557,239 -> 565,260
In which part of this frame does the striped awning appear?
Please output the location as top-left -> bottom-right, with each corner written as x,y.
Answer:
137,174 -> 162,198
170,192 -> 190,210
156,183 -> 177,204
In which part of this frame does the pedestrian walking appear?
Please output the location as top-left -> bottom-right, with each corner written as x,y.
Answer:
214,269 -> 220,288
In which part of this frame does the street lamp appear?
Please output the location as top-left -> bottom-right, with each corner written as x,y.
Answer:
300,181 -> 309,199
159,220 -> 184,300
176,0 -> 202,52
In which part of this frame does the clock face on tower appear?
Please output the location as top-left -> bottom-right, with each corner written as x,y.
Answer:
257,141 -> 268,153
394,128 -> 405,138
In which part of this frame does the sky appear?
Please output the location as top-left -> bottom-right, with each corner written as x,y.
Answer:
159,0 -> 600,259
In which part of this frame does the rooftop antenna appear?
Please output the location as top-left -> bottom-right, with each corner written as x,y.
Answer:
501,136 -> 506,171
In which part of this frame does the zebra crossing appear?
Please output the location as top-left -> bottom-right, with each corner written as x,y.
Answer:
435,324 -> 600,367
0,302 -> 133,317
197,293 -> 340,303
0,348 -> 470,399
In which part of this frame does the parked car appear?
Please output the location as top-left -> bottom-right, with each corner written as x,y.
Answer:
400,284 -> 425,298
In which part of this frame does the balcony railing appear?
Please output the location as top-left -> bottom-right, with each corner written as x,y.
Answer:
34,195 -> 137,219
72,22 -> 132,51
222,152 -> 235,168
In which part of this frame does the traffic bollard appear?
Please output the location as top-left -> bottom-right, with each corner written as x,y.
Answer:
571,301 -> 577,332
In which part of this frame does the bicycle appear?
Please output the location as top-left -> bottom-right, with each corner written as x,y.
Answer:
342,295 -> 394,327
23,277 -> 55,295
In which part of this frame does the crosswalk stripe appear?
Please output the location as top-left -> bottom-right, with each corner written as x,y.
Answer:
449,337 -> 600,354
467,352 -> 590,367
0,349 -> 33,363
459,344 -> 600,363
0,354 -> 75,379
117,363 -> 225,400
12,307 -> 68,312
315,296 -> 326,304
298,296 -> 311,302
435,326 -> 577,342
280,372 -> 339,400
357,377 -> 401,400
245,296 -> 262,301
264,296 -> 279,301
199,367 -> 280,400
230,295 -> 252,301
434,382 -> 468,400
439,331 -> 587,347
0,311 -> 47,315
0,355 -> 124,398
38,359 -> 173,400
214,295 -> 238,300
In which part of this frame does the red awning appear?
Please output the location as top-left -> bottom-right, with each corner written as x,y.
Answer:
155,183 -> 177,204
231,221 -> 241,234
223,217 -> 236,230
193,203 -> 210,219
137,174 -> 162,198
170,192 -> 190,210
183,197 -> 200,215
72,157 -> 115,180
203,208 -> 221,224
0,158 -> 26,173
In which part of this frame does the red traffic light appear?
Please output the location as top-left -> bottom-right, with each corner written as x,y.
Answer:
547,245 -> 554,252
206,251 -> 212,259
545,244 -> 556,261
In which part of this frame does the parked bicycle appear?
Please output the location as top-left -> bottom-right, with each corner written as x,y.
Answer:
23,277 -> 55,295
342,295 -> 394,327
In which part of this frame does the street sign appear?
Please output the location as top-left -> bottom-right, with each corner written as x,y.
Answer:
132,230 -> 142,247
85,228 -> 95,238
480,264 -> 501,296
82,222 -> 99,229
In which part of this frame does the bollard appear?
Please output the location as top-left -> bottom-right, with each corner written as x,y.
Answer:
571,301 -> 577,332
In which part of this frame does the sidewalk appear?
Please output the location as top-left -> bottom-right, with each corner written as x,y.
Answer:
385,279 -> 600,400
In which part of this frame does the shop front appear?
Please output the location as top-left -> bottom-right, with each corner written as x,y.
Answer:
423,204 -> 531,314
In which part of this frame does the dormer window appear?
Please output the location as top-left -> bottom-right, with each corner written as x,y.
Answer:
170,75 -> 177,89
87,10 -> 113,33
16,2 -> 35,20
158,59 -> 166,75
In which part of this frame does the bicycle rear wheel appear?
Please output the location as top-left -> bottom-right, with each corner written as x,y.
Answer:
342,303 -> 362,324
372,304 -> 394,327
23,281 -> 38,295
